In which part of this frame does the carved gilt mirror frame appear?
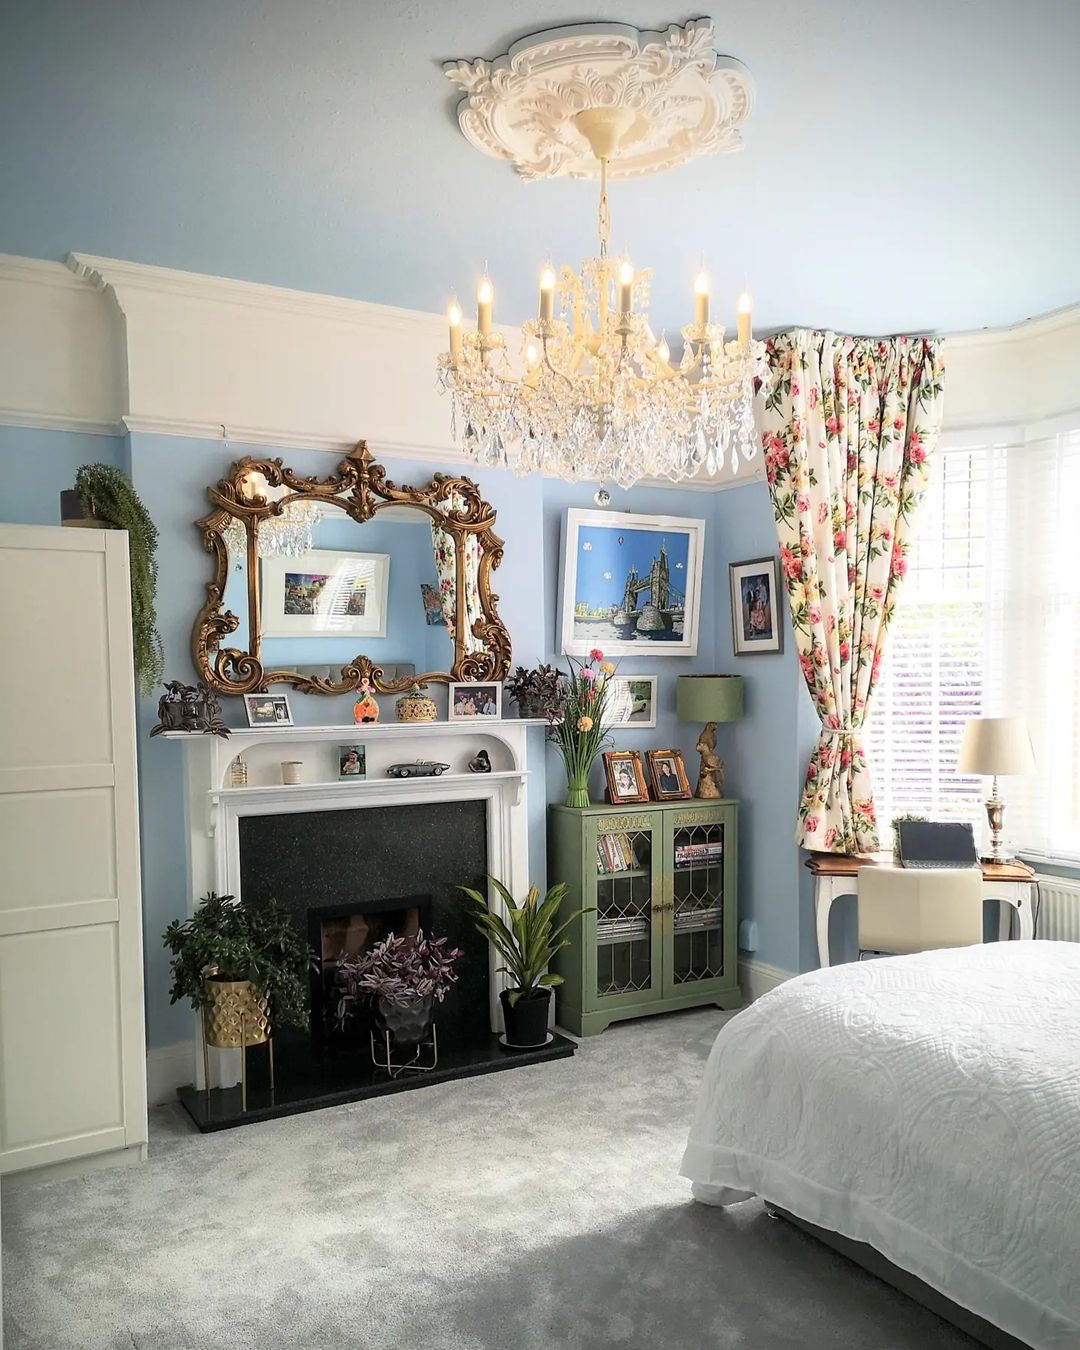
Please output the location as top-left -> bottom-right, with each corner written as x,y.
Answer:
192,441 -> 511,695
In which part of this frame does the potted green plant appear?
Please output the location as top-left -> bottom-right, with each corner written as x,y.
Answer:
505,663 -> 562,720
162,892 -> 313,1050
65,463 -> 164,696
335,930 -> 463,1046
547,649 -> 617,807
459,877 -> 592,1048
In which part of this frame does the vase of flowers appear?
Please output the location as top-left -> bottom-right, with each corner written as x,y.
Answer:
548,649 -> 615,808
335,930 -> 463,1046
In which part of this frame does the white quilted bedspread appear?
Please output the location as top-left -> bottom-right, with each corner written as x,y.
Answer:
681,942 -> 1080,1350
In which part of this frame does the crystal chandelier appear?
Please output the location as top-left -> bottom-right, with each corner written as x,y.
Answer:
223,470 -> 324,559
437,108 -> 768,489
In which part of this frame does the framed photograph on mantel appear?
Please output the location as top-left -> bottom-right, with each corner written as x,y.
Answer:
558,509 -> 705,658
729,556 -> 784,656
261,549 -> 390,640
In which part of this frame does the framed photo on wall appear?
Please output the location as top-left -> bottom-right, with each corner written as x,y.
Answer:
261,549 -> 390,639
602,750 -> 650,804
448,682 -> 502,720
602,675 -> 658,729
729,556 -> 784,656
645,748 -> 691,801
558,509 -> 705,658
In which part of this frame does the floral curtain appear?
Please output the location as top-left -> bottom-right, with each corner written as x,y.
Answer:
431,490 -> 484,654
761,330 -> 945,854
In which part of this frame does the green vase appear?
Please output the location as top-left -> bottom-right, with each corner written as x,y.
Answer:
565,768 -> 591,809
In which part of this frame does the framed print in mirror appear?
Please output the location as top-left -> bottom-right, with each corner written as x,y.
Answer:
243,692 -> 293,727
558,510 -> 705,658
603,749 -> 650,804
729,556 -> 783,655
260,549 -> 390,640
645,748 -> 691,800
448,682 -> 502,720
602,676 -> 658,729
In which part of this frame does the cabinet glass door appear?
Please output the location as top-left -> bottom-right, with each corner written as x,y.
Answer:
669,819 -> 726,987
592,820 -> 660,1006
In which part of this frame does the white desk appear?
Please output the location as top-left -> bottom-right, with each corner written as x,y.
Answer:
806,853 -> 1036,967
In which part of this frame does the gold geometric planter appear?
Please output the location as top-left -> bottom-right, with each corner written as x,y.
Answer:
202,978 -> 270,1048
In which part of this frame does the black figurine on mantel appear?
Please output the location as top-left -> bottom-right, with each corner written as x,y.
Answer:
150,680 -> 230,738
468,749 -> 492,774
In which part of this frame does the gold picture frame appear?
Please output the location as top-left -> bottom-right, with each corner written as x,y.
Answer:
645,748 -> 692,800
603,750 -> 650,804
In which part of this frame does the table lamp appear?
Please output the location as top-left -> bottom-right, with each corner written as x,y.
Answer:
676,675 -> 744,799
956,716 -> 1036,863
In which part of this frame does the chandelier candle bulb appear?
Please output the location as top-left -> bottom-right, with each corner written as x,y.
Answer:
477,276 -> 493,336
447,302 -> 463,364
538,266 -> 555,323
694,270 -> 710,327
737,291 -> 752,347
656,334 -> 671,368
618,261 -> 634,316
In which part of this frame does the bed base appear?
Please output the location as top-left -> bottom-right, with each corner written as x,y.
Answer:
768,1207 -> 1032,1350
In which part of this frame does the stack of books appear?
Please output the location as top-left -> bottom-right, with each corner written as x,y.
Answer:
674,903 -> 723,931
596,832 -> 640,874
675,839 -> 723,868
597,915 -> 651,944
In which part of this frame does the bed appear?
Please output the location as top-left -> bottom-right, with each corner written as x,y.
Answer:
681,942 -> 1080,1350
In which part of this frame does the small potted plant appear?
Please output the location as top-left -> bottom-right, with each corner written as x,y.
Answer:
335,930 -> 463,1045
162,892 -> 313,1050
459,877 -> 592,1048
505,663 -> 562,720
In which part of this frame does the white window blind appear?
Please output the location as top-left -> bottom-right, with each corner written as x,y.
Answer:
866,428 -> 1080,860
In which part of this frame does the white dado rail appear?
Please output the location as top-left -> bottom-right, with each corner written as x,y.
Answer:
171,719 -> 543,1042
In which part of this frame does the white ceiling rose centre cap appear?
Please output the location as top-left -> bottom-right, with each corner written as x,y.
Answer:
444,18 -> 755,181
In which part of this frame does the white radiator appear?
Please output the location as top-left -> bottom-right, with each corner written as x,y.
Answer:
1034,874 -> 1080,942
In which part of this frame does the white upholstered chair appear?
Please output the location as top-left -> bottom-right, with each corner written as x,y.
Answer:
856,866 -> 984,957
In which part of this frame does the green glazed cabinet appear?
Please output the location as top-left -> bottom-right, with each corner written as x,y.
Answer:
548,799 -> 740,1036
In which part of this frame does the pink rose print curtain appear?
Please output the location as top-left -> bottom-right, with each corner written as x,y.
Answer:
430,489 -> 484,654
761,330 -> 945,854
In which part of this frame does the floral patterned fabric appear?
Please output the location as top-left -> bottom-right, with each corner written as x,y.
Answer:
761,330 -> 945,854
431,489 -> 484,654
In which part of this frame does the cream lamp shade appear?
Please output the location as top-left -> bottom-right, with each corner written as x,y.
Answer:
956,717 -> 1036,776
676,675 -> 744,724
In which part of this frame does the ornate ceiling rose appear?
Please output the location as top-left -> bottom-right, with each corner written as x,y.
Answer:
444,19 -> 755,182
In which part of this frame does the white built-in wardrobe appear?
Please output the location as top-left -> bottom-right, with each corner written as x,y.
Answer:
0,524 -> 147,1176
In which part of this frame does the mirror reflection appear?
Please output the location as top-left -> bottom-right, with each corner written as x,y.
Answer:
222,498 -> 456,682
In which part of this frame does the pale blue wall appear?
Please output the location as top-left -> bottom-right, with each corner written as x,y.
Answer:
0,425 -> 821,1044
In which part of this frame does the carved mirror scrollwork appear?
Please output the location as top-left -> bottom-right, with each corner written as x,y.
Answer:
192,442 -> 511,695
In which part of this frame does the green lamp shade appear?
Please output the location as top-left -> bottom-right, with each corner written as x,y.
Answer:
676,674 -> 744,724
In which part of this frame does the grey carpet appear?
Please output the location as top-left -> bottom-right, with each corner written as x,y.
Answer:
1,1008 -> 983,1350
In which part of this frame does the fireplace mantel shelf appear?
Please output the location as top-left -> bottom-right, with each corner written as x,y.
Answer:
209,770 -> 527,802
159,718 -> 549,741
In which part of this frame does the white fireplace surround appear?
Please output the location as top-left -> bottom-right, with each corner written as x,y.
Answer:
172,718 -> 541,1086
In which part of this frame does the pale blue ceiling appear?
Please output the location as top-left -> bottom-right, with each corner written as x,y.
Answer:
2,0 -> 1078,336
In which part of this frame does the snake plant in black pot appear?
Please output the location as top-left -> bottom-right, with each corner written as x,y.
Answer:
459,877 -> 592,1048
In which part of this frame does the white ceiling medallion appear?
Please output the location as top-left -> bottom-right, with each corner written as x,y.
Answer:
444,18 -> 754,182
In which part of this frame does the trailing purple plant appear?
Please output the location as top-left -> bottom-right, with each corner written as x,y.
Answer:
335,930 -> 463,1024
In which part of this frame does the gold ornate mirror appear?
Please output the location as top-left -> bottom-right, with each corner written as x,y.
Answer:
192,442 -> 511,695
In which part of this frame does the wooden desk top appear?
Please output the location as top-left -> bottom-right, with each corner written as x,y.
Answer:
804,851 -> 1035,883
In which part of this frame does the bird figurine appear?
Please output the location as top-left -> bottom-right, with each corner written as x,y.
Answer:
468,749 -> 492,774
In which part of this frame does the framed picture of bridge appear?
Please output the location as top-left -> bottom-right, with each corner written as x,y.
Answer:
558,509 -> 705,658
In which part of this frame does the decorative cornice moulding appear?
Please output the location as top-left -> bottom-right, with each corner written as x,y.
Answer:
444,18 -> 754,181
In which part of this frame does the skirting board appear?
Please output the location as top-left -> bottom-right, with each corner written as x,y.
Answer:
146,1041 -> 196,1106
738,958 -> 792,1003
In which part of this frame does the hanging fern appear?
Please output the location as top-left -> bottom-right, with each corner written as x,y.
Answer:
74,463 -> 165,696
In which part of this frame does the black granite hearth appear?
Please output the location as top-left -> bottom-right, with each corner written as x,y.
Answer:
179,1028 -> 576,1132
179,799 -> 575,1131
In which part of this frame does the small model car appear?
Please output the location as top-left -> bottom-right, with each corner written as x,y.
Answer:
386,761 -> 450,779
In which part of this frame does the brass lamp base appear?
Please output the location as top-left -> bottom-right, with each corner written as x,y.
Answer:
984,781 -> 1010,863
693,720 -> 726,799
